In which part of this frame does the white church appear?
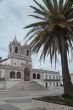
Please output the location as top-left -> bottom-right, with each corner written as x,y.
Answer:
0,37 -> 60,90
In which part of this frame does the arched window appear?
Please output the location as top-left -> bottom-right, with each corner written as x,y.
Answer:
26,50 -> 29,56
33,73 -> 36,79
10,71 -> 15,78
15,47 -> 18,53
37,74 -> 40,79
17,72 -> 21,79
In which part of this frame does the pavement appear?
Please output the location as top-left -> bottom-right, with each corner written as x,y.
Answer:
0,87 -> 63,110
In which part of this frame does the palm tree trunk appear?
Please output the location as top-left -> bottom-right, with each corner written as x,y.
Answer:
60,44 -> 73,95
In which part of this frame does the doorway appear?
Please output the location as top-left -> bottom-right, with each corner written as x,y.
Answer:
46,82 -> 48,88
24,68 -> 30,81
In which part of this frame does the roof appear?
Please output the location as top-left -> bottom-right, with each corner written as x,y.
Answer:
9,37 -> 21,47
0,58 -> 9,63
32,68 -> 59,74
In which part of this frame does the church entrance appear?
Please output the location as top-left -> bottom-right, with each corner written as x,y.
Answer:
24,68 -> 30,81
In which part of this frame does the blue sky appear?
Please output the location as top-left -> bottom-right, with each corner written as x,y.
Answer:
0,0 -> 73,74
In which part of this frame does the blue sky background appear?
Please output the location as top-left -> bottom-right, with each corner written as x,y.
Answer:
0,0 -> 73,74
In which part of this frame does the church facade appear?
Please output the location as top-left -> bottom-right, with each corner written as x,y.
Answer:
0,38 -> 60,90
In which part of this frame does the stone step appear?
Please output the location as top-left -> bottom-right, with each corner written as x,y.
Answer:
0,91 -> 31,97
31,81 -> 47,90
8,81 -> 47,91
10,81 -> 31,91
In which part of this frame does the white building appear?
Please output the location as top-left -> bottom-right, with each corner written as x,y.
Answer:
0,37 -> 60,90
70,74 -> 73,84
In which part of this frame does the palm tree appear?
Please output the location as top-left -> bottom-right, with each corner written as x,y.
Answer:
24,0 -> 73,95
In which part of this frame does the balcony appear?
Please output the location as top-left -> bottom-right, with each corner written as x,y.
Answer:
44,79 -> 60,82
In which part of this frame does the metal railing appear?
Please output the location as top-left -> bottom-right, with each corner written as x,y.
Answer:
44,79 -> 60,81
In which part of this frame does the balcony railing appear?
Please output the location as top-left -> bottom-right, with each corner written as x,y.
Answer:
44,79 -> 60,81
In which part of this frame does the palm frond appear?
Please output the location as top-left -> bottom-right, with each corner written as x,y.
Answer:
24,21 -> 47,29
59,0 -> 64,13
63,0 -> 73,15
53,0 -> 58,10
24,0 -> 73,64
33,0 -> 47,12
29,15 -> 46,20
30,6 -> 47,16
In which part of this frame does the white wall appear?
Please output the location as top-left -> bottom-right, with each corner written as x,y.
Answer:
70,75 -> 73,84
12,58 -> 26,67
1,59 -> 11,65
0,81 -> 5,89
60,76 -> 63,85
0,69 -> 5,78
1,58 -> 27,67
32,79 -> 44,86
42,73 -> 59,80
6,80 -> 22,89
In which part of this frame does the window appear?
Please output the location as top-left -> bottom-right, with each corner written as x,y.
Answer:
26,50 -> 29,56
14,63 -> 16,65
56,75 -> 58,80
45,74 -> 47,79
10,71 -> 15,78
49,75 -> 51,80
46,82 -> 48,88
53,75 -> 55,80
10,47 -> 12,53
15,47 -> 18,53
37,74 -> 40,79
57,82 -> 58,87
33,73 -> 36,79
